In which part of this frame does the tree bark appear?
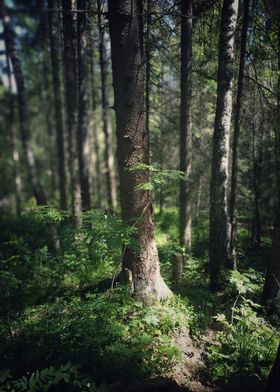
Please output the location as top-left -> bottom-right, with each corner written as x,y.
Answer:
180,0 -> 193,249
77,0 -> 91,210
229,0 -> 250,269
251,118 -> 262,248
2,5 -> 47,206
145,0 -> 152,162
48,0 -> 67,210
209,0 -> 239,290
262,18 -> 280,306
89,39 -> 102,208
62,0 -> 82,226
97,0 -> 117,211
4,39 -> 21,216
108,0 -> 172,301
42,59 -> 56,199
265,344 -> 280,392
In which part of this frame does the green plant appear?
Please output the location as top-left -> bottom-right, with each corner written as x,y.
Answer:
208,270 -> 279,382
0,362 -> 99,391
128,163 -> 184,192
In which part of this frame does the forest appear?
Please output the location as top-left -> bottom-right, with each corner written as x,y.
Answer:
0,0 -> 279,390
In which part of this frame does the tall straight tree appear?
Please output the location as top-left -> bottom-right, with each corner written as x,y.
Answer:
2,4 -> 47,206
108,0 -> 171,301
97,0 -> 117,210
180,0 -> 193,249
262,4 -> 280,305
62,0 -> 82,226
48,0 -> 67,210
209,0 -> 239,289
89,34 -> 102,208
145,0 -> 152,159
229,0 -> 250,269
77,0 -> 91,210
4,38 -> 21,216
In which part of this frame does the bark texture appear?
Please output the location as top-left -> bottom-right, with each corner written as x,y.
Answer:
108,0 -> 172,301
262,17 -> 280,306
265,344 -> 280,392
145,0 -> 152,160
251,118 -> 262,248
180,0 -> 192,249
48,0 -> 67,210
209,0 -> 239,289
229,0 -> 250,269
2,6 -> 47,206
62,0 -> 82,226
5,39 -> 21,216
90,41 -> 102,208
97,0 -> 117,210
77,0 -> 91,210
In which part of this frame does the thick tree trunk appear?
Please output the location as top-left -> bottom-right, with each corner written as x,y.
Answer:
145,0 -> 152,161
108,0 -> 172,301
2,6 -> 47,206
209,0 -> 239,290
77,0 -> 91,210
265,344 -> 280,392
97,0 -> 117,211
48,0 -> 67,210
229,0 -> 250,269
180,0 -> 192,249
62,0 -> 82,226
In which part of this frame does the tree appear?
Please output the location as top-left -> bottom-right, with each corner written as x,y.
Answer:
89,28 -> 102,209
2,2 -> 47,206
97,0 -> 117,211
229,0 -> 250,269
108,0 -> 171,301
179,0 -> 193,249
62,0 -> 82,226
48,0 -> 67,210
265,344 -> 280,391
77,0 -> 91,210
262,2 -> 280,305
4,36 -> 21,216
209,0 -> 239,289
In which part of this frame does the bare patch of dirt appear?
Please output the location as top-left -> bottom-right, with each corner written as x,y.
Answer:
172,328 -> 216,391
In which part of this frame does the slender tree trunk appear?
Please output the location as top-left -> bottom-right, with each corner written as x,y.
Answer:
5,41 -> 21,216
89,43 -> 102,208
195,175 -> 202,226
77,0 -> 91,210
48,0 -> 67,210
251,119 -> 262,248
97,0 -> 117,211
2,5 -> 47,206
262,20 -> 280,306
180,0 -> 192,249
108,0 -> 172,301
42,60 -> 56,199
229,0 -> 250,269
62,0 -> 82,226
209,0 -> 239,290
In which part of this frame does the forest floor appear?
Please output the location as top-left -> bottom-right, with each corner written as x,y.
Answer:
0,207 -> 279,391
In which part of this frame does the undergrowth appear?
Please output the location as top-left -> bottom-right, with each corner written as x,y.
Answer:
0,206 -> 278,390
